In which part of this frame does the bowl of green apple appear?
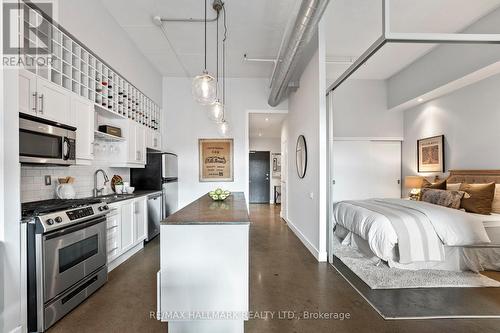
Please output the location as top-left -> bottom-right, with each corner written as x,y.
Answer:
208,188 -> 231,201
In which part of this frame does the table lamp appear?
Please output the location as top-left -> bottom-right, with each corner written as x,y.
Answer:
405,176 -> 424,200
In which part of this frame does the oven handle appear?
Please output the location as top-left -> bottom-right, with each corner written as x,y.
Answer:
44,216 -> 107,240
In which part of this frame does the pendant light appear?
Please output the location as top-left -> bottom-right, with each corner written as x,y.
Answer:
218,4 -> 230,136
208,6 -> 224,122
192,0 -> 216,105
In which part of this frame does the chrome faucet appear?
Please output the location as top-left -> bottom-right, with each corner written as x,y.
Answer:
93,169 -> 110,197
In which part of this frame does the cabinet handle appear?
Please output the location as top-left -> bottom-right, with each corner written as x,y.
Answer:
38,94 -> 44,114
32,92 -> 38,112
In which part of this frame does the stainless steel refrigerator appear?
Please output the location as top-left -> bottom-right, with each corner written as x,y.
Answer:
131,150 -> 178,241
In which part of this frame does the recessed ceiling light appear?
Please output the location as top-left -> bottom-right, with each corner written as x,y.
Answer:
265,118 -> 269,122
258,133 -> 262,137
417,98 -> 424,102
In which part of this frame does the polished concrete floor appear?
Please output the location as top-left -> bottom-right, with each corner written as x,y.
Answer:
49,204 -> 500,332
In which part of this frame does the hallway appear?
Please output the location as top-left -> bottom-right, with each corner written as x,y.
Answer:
49,204 -> 500,332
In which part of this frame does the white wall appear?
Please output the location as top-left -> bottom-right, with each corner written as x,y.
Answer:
285,26 -> 328,262
388,7 -> 500,109
403,73 -> 500,182
57,0 -> 163,104
249,137 -> 282,203
331,79 -> 403,138
162,77 -> 287,208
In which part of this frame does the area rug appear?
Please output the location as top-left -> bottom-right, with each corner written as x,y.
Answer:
334,243 -> 500,289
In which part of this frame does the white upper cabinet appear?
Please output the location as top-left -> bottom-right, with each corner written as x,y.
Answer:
19,70 -> 71,125
36,77 -> 72,125
71,95 -> 94,164
19,70 -> 38,117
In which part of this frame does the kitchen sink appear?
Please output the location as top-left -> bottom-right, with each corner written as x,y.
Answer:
97,193 -> 135,203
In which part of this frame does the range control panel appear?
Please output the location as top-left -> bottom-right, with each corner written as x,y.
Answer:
38,202 -> 109,233
67,207 -> 94,220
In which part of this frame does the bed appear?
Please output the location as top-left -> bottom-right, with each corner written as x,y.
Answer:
332,170 -> 500,272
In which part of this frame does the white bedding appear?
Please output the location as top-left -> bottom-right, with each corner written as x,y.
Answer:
333,198 -> 493,271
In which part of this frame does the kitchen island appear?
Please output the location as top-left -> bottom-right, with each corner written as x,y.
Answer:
158,192 -> 250,333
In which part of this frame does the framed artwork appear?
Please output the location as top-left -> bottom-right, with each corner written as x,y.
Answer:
272,153 -> 281,178
199,138 -> 234,182
417,135 -> 445,173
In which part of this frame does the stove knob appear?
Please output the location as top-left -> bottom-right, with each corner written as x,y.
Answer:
98,206 -> 104,211
103,205 -> 109,210
55,216 -> 63,223
46,218 -> 54,225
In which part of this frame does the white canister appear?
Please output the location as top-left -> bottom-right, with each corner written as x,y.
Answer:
56,184 -> 76,199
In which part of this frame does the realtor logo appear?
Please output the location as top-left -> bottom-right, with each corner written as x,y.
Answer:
3,2 -> 52,55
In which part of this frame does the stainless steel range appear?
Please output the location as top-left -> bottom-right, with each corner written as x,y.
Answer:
23,198 -> 110,332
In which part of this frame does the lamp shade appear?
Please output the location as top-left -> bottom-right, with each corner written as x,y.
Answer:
405,176 -> 424,189
192,71 -> 217,105
208,100 -> 224,122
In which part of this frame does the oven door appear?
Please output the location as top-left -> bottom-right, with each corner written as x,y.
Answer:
19,116 -> 76,165
43,217 -> 107,302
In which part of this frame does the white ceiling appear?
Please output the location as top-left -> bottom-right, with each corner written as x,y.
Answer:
101,0 -> 298,78
324,0 -> 500,83
249,113 -> 287,139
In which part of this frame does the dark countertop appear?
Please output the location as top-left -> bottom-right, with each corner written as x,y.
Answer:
98,190 -> 162,204
163,192 -> 250,225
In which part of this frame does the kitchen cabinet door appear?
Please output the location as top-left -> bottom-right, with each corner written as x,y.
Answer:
135,124 -> 146,163
153,131 -> 162,150
134,197 -> 147,242
37,77 -> 71,125
121,201 -> 135,252
19,69 -> 38,116
71,95 -> 94,163
107,206 -> 122,263
127,120 -> 138,164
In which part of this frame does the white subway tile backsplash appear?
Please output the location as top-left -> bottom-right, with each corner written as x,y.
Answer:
21,163 -> 130,203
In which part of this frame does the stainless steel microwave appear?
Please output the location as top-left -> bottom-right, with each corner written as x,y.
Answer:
19,114 -> 76,165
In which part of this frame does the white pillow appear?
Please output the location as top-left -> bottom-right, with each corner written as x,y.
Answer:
447,183 -> 461,191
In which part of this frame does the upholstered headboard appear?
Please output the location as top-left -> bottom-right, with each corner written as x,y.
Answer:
447,170 -> 500,184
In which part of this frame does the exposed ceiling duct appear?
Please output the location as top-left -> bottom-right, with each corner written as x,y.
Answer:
268,0 -> 330,107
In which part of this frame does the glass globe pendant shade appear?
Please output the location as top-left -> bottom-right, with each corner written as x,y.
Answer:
218,119 -> 229,136
208,99 -> 224,122
192,71 -> 217,105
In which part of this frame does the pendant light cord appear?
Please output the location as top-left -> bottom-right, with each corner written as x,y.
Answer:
204,0 -> 207,70
222,4 -> 227,119
216,9 -> 219,97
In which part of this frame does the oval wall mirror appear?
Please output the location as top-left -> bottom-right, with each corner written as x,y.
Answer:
296,135 -> 307,179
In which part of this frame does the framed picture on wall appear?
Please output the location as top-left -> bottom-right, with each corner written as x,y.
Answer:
417,135 -> 445,173
272,153 -> 281,178
199,138 -> 234,182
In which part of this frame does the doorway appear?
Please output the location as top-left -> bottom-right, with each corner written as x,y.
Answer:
249,151 -> 270,203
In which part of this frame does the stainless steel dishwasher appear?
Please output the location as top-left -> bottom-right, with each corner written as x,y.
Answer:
147,192 -> 162,241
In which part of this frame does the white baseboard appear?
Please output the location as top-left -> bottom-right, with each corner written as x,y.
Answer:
283,217 -> 327,262
108,241 -> 144,272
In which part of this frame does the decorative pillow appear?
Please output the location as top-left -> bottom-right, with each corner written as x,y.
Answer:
459,182 -> 496,215
446,183 -> 462,191
422,178 -> 447,190
420,188 -> 465,209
